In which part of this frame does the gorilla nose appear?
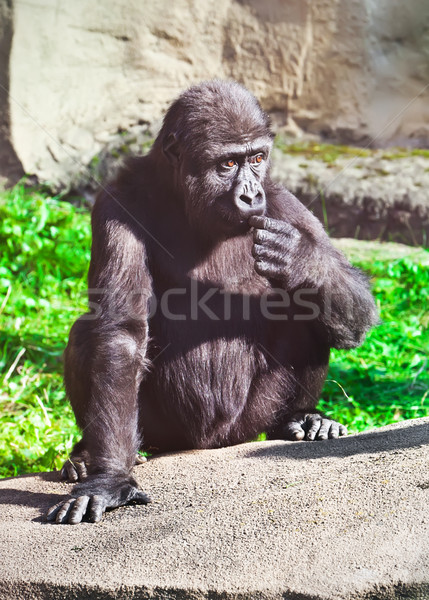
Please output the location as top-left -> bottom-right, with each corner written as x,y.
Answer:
239,193 -> 254,205
235,187 -> 266,218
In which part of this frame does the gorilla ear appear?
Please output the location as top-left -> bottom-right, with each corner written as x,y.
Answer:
163,133 -> 182,166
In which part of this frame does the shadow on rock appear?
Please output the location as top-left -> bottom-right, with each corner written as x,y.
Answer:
247,421 -> 429,461
0,472 -> 69,522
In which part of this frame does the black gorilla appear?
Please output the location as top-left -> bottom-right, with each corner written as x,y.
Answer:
48,80 -> 378,524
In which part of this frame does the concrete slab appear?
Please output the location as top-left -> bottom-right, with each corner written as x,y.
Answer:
0,418 -> 428,600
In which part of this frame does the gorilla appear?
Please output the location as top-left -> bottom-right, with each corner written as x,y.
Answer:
47,80 -> 378,524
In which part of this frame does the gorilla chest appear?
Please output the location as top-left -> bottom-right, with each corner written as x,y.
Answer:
149,258 -> 275,348
147,275 -> 295,402
147,236 -> 292,393
150,233 -> 272,331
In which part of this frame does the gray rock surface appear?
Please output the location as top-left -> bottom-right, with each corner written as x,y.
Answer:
271,148 -> 429,245
0,0 -> 24,187
2,0 -> 429,186
0,418 -> 428,600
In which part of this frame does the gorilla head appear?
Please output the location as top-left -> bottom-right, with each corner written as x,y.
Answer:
153,80 -> 273,236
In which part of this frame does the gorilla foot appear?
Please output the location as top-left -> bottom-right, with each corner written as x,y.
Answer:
283,413 -> 347,441
47,474 -> 151,524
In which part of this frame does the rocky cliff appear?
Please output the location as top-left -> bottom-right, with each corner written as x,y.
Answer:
1,0 -> 429,186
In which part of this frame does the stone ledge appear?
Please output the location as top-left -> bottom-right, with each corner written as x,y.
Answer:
331,237 -> 429,266
0,418 -> 428,600
271,149 -> 429,247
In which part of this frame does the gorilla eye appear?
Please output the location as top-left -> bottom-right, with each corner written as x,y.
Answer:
250,154 -> 264,166
221,159 -> 237,169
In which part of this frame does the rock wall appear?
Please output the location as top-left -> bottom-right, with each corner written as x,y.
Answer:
2,0 -> 429,186
271,148 -> 429,246
0,0 -> 23,186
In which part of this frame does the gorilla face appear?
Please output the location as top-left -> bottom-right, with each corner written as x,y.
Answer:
181,138 -> 271,235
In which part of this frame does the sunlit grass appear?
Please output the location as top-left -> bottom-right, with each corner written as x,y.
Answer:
319,257 -> 429,430
0,186 -> 427,477
0,186 -> 89,477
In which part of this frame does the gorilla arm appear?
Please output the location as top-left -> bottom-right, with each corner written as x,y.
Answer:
250,187 -> 378,349
48,193 -> 151,524
250,187 -> 378,442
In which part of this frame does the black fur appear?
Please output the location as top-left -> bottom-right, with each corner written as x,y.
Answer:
47,80 -> 378,524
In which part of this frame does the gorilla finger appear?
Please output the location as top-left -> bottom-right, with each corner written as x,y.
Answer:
248,215 -> 267,230
339,424 -> 348,437
275,222 -> 299,238
252,244 -> 279,262
283,421 -> 306,441
249,215 -> 277,231
254,260 -> 282,280
88,495 -> 107,523
46,500 -> 66,522
328,421 -> 340,439
305,415 -> 323,441
63,458 -> 88,482
256,217 -> 298,237
316,420 -> 331,440
253,228 -> 276,245
254,260 -> 267,276
253,228 -> 265,244
61,459 -> 78,482
251,243 -> 263,258
68,495 -> 90,525
76,461 -> 87,479
271,232 -> 300,254
55,499 -> 75,524
131,489 -> 152,504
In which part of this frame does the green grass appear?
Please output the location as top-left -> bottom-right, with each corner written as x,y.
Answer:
0,187 -> 428,478
381,148 -> 429,160
0,186 -> 89,477
319,257 -> 429,430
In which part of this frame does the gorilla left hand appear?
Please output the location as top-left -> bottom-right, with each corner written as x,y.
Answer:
250,216 -> 304,286
47,474 -> 151,524
282,412 -> 348,441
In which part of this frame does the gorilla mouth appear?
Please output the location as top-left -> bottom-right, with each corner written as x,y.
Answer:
215,195 -> 265,232
216,206 -> 253,233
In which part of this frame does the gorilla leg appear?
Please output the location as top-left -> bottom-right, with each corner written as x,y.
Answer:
61,316 -> 146,483
61,316 -> 92,482
64,316 -> 92,428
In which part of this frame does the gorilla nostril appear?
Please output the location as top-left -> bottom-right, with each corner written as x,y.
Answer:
240,194 -> 253,206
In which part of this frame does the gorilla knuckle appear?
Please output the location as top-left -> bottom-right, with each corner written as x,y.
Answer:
253,228 -> 267,243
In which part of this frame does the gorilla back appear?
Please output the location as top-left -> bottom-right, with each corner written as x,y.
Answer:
47,80 -> 378,524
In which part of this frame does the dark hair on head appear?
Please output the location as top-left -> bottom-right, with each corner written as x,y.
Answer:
154,80 -> 273,157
